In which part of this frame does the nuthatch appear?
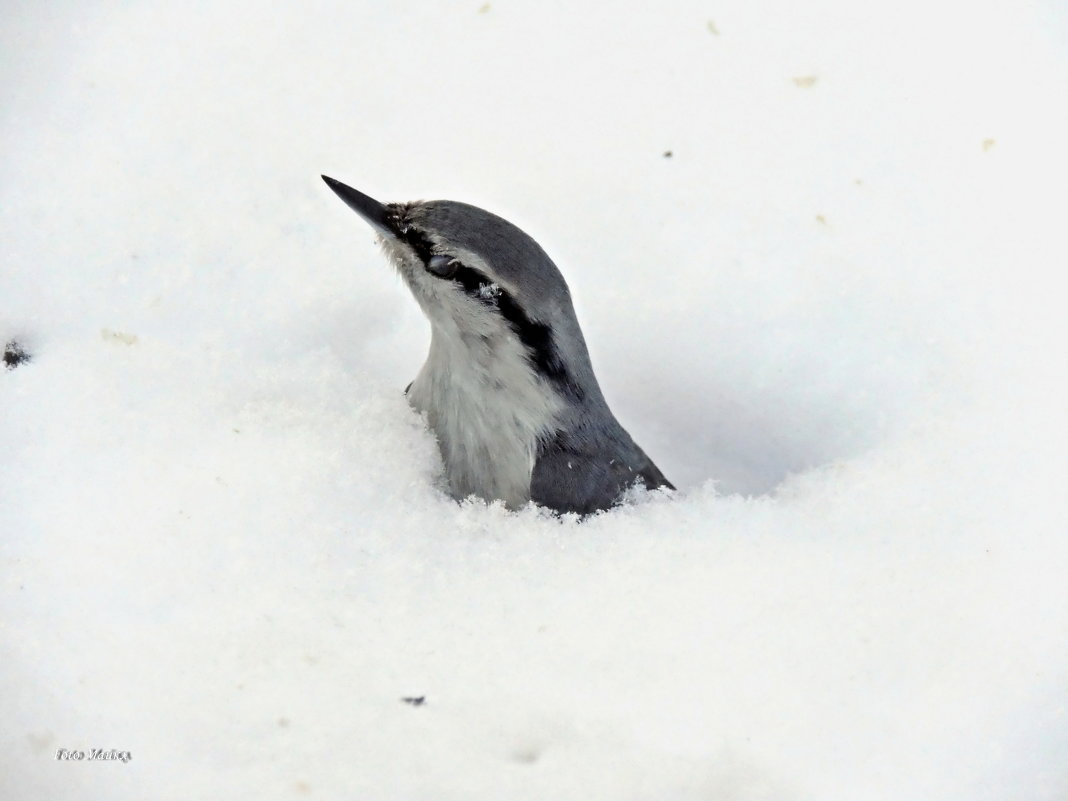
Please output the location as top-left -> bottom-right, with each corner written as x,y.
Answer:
323,175 -> 673,514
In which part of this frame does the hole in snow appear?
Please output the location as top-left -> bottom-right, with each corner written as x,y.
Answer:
604,332 -> 928,497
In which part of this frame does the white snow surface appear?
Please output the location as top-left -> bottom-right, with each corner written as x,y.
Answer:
3,1 -> 1068,798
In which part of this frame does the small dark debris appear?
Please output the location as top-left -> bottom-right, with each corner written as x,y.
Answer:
4,341 -> 30,369
511,748 -> 541,764
401,696 -> 426,707
663,150 -> 673,158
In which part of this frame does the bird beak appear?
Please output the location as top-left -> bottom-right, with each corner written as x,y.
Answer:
321,175 -> 395,239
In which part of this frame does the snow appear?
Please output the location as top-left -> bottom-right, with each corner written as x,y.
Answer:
2,0 -> 1067,798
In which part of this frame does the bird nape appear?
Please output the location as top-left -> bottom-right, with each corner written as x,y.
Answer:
322,175 -> 673,515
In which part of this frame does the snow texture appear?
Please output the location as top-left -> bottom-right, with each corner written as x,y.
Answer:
2,1 -> 1067,799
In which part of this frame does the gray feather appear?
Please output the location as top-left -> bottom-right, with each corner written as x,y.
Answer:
532,428 -> 674,516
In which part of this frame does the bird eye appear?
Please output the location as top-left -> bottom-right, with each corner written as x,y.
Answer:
426,254 -> 460,279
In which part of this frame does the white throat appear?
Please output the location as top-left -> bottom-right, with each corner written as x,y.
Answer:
406,309 -> 563,508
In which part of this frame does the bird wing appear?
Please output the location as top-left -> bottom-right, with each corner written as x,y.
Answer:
530,443 -> 672,515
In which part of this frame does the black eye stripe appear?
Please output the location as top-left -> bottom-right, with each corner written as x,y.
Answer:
449,263 -> 581,399
395,223 -> 436,263
450,263 -> 493,297
390,219 -> 581,399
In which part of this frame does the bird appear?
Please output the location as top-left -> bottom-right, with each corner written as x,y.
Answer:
322,175 -> 674,515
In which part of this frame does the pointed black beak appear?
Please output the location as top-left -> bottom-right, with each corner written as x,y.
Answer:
321,175 -> 395,238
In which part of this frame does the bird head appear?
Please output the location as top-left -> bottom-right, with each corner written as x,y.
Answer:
322,175 -> 595,400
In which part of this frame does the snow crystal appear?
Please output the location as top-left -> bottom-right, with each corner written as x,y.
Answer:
2,1 -> 1067,800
